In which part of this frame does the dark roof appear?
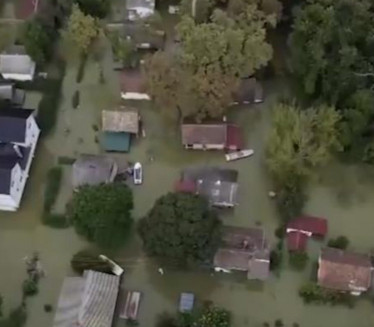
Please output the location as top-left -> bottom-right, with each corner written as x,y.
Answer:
181,124 -> 227,146
0,164 -> 11,194
287,216 -> 328,237
120,69 -> 146,93
318,248 -> 372,292
0,143 -> 30,170
287,231 -> 308,252
0,108 -> 33,143
214,226 -> 269,280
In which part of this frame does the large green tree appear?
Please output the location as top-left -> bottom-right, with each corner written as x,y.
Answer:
266,102 -> 341,186
23,19 -> 55,64
75,0 -> 110,18
68,183 -> 133,249
289,0 -> 374,104
64,4 -> 99,54
138,192 -> 222,266
145,2 -> 275,122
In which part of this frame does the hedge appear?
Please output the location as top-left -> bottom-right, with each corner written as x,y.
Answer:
44,167 -> 63,212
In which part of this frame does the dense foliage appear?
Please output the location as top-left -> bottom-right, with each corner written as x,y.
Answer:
68,183 -> 133,249
145,0 -> 275,122
288,251 -> 308,271
299,283 -> 354,307
71,249 -> 112,274
327,236 -> 349,250
75,0 -> 110,18
65,4 -> 100,54
138,192 -> 222,266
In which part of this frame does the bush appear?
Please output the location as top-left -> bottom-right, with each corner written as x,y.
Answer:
76,55 -> 87,83
7,306 -> 27,327
72,90 -> 80,109
42,213 -> 70,228
37,59 -> 66,136
22,279 -> 38,297
71,250 -> 112,274
57,156 -> 76,165
327,236 -> 349,250
270,249 -> 282,272
274,226 -> 285,239
274,319 -> 284,327
44,167 -> 63,213
44,304 -> 53,312
289,251 -> 309,271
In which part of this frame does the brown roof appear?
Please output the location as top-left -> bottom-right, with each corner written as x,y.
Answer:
318,248 -> 372,293
181,124 -> 227,145
120,69 -> 146,93
102,109 -> 139,134
214,226 -> 269,279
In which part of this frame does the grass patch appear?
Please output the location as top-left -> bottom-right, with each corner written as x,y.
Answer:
44,167 -> 63,212
57,156 -> 76,165
37,59 -> 66,136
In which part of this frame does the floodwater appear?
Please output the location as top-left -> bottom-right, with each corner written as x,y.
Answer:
1,7 -> 374,327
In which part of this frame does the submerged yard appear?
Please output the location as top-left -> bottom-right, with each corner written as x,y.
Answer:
1,4 -> 374,327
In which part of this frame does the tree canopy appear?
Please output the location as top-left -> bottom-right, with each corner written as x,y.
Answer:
138,192 -> 222,266
266,102 -> 341,186
64,4 -> 99,54
74,0 -> 110,18
68,183 -> 133,249
145,1 -> 275,122
289,0 -> 374,104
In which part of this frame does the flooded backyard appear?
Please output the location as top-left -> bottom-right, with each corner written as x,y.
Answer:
1,4 -> 374,327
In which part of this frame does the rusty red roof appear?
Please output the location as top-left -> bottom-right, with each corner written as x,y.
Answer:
226,124 -> 243,150
287,215 -> 328,237
287,231 -> 308,252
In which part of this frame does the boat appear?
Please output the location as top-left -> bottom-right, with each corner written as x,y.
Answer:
99,255 -> 124,276
133,162 -> 142,185
120,291 -> 142,320
225,149 -> 254,162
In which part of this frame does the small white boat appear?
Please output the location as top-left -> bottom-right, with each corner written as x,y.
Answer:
120,291 -> 141,320
99,255 -> 124,276
133,162 -> 142,185
225,149 -> 254,162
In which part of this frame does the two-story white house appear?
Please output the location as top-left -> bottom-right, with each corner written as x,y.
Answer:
0,108 -> 40,211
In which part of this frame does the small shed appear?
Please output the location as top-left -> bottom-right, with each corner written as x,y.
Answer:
120,70 -> 150,101
101,131 -> 131,152
179,293 -> 194,313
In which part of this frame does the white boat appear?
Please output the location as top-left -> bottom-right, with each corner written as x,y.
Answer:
225,149 -> 254,162
120,291 -> 141,320
99,255 -> 124,276
133,162 -> 142,185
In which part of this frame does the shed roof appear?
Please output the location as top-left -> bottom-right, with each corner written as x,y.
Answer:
318,248 -> 372,292
0,83 -> 13,100
0,47 -> 35,77
101,131 -> 131,152
287,231 -> 308,252
102,109 -> 139,134
179,293 -> 194,313
120,70 -> 146,94
53,270 -> 120,327
72,155 -> 117,188
287,215 -> 328,237
181,124 -> 227,146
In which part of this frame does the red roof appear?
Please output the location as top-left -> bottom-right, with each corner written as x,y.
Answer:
287,215 -> 328,237
287,231 -> 308,252
16,0 -> 39,19
226,124 -> 243,150
174,180 -> 196,193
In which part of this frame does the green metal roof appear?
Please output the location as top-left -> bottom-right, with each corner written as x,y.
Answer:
101,131 -> 130,152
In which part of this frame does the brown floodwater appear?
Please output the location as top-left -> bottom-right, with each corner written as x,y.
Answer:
0,27 -> 374,327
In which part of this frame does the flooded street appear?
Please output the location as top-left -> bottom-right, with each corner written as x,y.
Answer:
0,23 -> 374,327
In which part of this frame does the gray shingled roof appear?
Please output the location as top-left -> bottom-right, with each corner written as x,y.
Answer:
53,270 -> 120,327
0,107 -> 33,143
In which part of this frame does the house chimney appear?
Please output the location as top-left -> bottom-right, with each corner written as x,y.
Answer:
13,145 -> 23,158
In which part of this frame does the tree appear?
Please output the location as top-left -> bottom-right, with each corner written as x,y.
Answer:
289,0 -> 374,104
64,4 -> 99,54
266,102 -> 341,186
68,183 -> 133,249
23,19 -> 55,64
145,4 -> 275,122
197,306 -> 231,327
288,251 -> 308,271
109,32 -> 138,68
179,0 -> 214,23
75,0 -> 110,18
327,236 -> 349,250
138,192 -> 222,266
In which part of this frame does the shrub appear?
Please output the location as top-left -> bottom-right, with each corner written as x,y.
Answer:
76,54 -> 87,83
327,236 -> 349,250
270,249 -> 282,271
22,279 -> 38,297
274,319 -> 284,327
44,167 -> 63,213
289,251 -> 308,271
71,250 -> 112,274
72,90 -> 80,109
274,226 -> 285,239
37,59 -> 66,136
42,213 -> 70,228
44,304 -> 53,312
7,306 -> 27,327
57,156 -> 76,165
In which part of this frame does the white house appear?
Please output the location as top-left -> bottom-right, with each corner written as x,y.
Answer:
0,108 -> 40,211
126,0 -> 155,20
0,46 -> 36,81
